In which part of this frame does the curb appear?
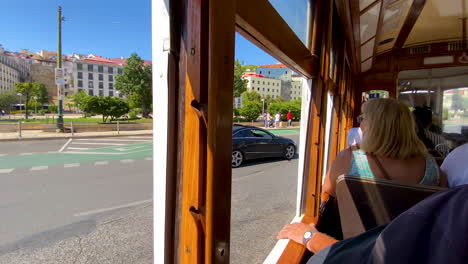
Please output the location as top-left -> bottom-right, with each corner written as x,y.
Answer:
0,133 -> 153,142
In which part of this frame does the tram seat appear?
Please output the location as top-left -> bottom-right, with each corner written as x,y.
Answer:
335,175 -> 446,239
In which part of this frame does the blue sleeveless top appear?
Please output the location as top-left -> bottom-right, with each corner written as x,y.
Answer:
349,149 -> 440,186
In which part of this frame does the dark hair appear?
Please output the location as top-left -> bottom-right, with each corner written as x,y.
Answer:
412,107 -> 432,128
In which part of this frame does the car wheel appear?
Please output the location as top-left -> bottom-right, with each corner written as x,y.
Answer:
284,145 -> 295,160
232,150 -> 244,168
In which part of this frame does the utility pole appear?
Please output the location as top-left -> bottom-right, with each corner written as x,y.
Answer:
56,6 -> 64,131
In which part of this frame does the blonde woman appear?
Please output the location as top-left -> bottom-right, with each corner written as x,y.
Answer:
277,98 -> 447,255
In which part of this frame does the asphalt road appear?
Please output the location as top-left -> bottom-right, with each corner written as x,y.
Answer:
0,132 -> 299,263
0,136 -> 153,255
231,134 -> 300,264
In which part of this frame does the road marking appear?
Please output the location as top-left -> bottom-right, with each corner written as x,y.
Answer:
64,163 -> 80,168
75,138 -> 151,142
70,142 -> 128,146
19,153 -> 33,156
30,166 -> 48,171
0,169 -> 14,174
74,199 -> 152,217
145,157 -> 153,161
59,138 -> 73,153
67,147 -> 90,150
0,154 -> 6,157
121,159 -> 134,164
95,161 -> 109,166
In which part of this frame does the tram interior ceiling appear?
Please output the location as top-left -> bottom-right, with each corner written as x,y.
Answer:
157,0 -> 468,263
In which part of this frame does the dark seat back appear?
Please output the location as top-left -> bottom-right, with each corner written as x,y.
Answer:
335,175 -> 446,239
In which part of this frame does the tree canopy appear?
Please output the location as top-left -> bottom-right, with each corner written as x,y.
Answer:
0,91 -> 18,111
234,60 -> 248,98
115,53 -> 152,117
81,96 -> 130,123
239,91 -> 262,121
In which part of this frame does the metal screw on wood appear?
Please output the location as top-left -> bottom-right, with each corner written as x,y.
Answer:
190,48 -> 195,55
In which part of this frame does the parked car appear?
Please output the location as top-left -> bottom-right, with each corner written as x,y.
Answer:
232,125 -> 297,168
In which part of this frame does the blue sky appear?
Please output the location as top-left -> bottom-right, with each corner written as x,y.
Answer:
0,0 -> 152,60
0,0 -> 307,65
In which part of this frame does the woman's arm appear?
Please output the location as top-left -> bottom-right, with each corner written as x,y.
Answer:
322,148 -> 353,196
439,169 -> 448,187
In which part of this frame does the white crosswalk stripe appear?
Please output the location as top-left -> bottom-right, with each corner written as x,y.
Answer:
0,169 -> 14,174
95,161 -> 109,166
67,147 -> 89,150
0,154 -> 7,157
120,159 -> 134,164
30,166 -> 48,171
145,157 -> 153,161
64,163 -> 80,168
19,153 -> 33,156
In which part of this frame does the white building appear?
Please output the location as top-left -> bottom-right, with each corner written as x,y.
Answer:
291,74 -> 303,100
243,74 -> 282,99
72,56 -> 124,97
0,53 -> 31,92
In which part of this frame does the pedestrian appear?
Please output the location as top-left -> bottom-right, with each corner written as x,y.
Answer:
266,112 -> 272,128
275,112 -> 281,128
263,112 -> 268,128
287,110 -> 293,127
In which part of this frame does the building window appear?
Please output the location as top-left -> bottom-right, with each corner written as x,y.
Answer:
109,91 -> 114,97
109,75 -> 113,81
109,83 -> 113,89
258,88 -> 260,91
98,66 -> 103,73
263,88 -> 265,91
108,67 -> 114,74
78,80 -> 83,87
99,90 -> 104,96
268,71 -> 270,74
77,63 -> 82,70
77,72 -> 83,79
78,89 -> 83,93
88,89 -> 94,96
88,73 -> 93,80
88,64 -> 93,71
268,89 -> 270,92
285,71 -> 287,74
99,82 -> 103,89
263,81 -> 265,84
99,74 -> 103,81
118,68 -> 123,74
88,81 -> 94,88
260,71 -> 262,74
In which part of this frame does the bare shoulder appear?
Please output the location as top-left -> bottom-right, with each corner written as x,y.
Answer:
334,147 -> 353,165
329,147 -> 353,177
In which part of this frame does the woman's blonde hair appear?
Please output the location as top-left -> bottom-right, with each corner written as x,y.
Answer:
360,98 -> 427,159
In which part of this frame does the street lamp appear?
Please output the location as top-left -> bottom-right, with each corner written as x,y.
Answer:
33,96 -> 38,114
16,92 -> 22,113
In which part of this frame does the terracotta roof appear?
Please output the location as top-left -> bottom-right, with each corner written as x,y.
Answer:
81,59 -> 119,66
257,64 -> 287,68
243,73 -> 265,78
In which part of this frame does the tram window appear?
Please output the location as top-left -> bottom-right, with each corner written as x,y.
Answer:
398,67 -> 468,156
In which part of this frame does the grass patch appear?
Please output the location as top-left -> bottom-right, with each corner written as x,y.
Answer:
0,117 -> 153,123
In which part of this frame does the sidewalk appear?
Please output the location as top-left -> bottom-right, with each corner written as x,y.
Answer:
0,130 -> 153,141
0,204 -> 153,264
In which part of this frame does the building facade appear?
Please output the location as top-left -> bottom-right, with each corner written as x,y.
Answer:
0,53 -> 31,92
244,74 -> 282,99
72,56 -> 124,97
291,75 -> 303,100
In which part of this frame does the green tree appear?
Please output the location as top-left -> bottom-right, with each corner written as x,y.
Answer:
0,91 -> 18,112
239,91 -> 262,121
268,99 -> 301,121
81,96 -> 130,123
32,82 -> 48,104
15,82 -> 35,119
234,60 -> 247,97
72,90 -> 89,115
115,53 -> 152,117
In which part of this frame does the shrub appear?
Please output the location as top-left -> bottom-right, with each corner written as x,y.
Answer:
128,110 -> 138,120
38,109 -> 47,115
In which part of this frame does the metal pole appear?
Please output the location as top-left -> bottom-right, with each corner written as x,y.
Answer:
18,121 -> 21,138
71,121 -> 74,136
117,121 -> 120,134
56,6 -> 64,131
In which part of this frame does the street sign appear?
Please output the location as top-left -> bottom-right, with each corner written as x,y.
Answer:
55,68 -> 65,85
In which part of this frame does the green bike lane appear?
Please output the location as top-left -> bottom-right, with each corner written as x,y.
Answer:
0,142 -> 153,170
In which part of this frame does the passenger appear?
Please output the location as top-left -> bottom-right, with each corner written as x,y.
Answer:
413,106 -> 448,156
278,185 -> 468,264
277,98 -> 448,261
324,98 -> 447,197
441,143 -> 468,187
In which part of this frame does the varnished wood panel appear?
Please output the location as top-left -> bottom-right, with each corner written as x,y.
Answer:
206,0 -> 235,263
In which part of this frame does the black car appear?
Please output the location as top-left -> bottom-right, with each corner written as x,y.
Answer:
232,125 -> 297,168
